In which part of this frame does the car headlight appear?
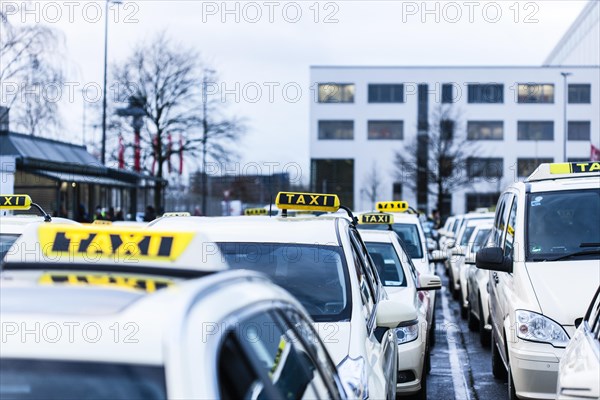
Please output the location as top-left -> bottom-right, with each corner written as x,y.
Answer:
395,320 -> 419,345
337,356 -> 368,400
515,310 -> 569,347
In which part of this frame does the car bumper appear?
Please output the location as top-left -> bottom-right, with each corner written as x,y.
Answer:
509,344 -> 564,399
396,335 -> 426,394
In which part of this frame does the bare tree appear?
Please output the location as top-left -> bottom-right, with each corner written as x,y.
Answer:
360,162 -> 382,210
1,8 -> 64,135
394,104 -> 478,216
108,33 -> 245,210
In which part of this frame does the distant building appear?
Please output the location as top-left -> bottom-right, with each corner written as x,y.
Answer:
309,1 -> 600,216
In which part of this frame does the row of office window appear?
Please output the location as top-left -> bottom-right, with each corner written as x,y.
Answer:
465,157 -> 588,178
317,83 -> 592,104
318,120 -> 592,141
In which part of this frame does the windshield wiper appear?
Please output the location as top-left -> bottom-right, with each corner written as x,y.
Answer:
548,249 -> 600,261
580,242 -> 600,248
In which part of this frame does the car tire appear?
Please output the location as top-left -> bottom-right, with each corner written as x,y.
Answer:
467,300 -> 478,331
491,331 -> 508,380
479,297 -> 491,347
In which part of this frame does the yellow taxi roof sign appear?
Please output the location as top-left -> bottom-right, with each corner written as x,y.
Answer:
528,161 -> 600,182
37,224 -> 195,262
376,201 -> 408,212
162,212 -> 191,217
92,220 -> 112,225
275,192 -> 340,212
359,212 -> 394,225
244,208 -> 267,216
0,194 -> 32,210
39,272 -> 174,293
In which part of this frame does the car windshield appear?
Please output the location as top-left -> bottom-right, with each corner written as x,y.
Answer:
359,223 -> 424,259
527,189 -> 600,261
217,243 -> 351,322
471,228 -> 491,253
0,234 -> 19,261
364,242 -> 407,287
0,359 -> 166,400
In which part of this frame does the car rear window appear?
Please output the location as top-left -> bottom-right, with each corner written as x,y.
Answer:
0,359 -> 166,400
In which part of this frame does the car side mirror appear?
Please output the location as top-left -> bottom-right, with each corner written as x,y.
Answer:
574,317 -> 583,329
376,300 -> 418,329
476,247 -> 512,273
446,239 -> 456,248
417,274 -> 442,291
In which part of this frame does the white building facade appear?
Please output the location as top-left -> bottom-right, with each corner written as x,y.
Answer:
309,66 -> 600,214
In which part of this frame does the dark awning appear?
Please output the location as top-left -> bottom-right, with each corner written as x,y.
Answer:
30,170 -> 136,188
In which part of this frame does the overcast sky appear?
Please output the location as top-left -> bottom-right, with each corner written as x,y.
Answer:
5,0 -> 588,180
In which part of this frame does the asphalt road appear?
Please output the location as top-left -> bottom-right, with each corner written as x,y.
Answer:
424,263 -> 508,400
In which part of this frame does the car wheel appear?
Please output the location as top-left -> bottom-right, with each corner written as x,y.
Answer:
467,300 -> 478,331
491,331 -> 508,380
479,297 -> 491,347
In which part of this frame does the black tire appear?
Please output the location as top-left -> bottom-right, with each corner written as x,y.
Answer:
467,300 -> 478,331
479,297 -> 491,347
425,345 -> 431,374
491,331 -> 508,380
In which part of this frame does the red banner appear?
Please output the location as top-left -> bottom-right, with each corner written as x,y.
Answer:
591,143 -> 600,161
118,135 -> 125,169
179,134 -> 184,175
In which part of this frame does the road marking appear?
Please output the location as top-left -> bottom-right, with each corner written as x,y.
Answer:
441,287 -> 472,400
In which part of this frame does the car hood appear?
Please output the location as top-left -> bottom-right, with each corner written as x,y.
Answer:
314,322 -> 351,365
526,260 -> 600,327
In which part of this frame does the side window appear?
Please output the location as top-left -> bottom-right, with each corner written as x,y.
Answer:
283,309 -> 342,399
350,230 -> 380,293
350,242 -> 375,321
587,291 -> 600,338
218,310 -> 330,400
494,194 -> 513,248
504,198 -> 518,257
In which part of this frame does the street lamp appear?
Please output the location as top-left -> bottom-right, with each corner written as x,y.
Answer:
201,69 -> 215,216
101,0 -> 122,165
561,72 -> 572,163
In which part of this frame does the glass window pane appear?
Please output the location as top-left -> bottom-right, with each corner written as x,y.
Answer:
517,121 -> 554,140
318,120 -> 354,140
568,121 -> 591,141
318,84 -> 354,103
367,120 -> 403,140
568,84 -> 591,104
365,242 -> 407,287
518,84 -> 554,103
467,84 -> 504,103
467,121 -> 504,140
467,158 -> 503,178
368,84 -> 404,103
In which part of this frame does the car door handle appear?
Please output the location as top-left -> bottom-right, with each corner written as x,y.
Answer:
492,272 -> 499,285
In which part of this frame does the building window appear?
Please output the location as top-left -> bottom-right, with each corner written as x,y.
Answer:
318,120 -> 354,140
467,121 -> 503,140
442,84 -> 454,103
517,158 -> 553,177
568,121 -> 591,141
517,84 -> 554,103
517,121 -> 554,140
368,120 -> 403,140
392,182 -> 402,201
318,83 -> 355,103
311,159 -> 354,209
466,193 -> 501,212
467,158 -> 503,178
568,157 -> 590,163
368,84 -> 404,103
568,84 -> 591,104
440,119 -> 454,140
467,84 -> 504,103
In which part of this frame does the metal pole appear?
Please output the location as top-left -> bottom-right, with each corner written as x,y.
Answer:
201,74 -> 208,216
101,0 -> 109,165
561,72 -> 572,163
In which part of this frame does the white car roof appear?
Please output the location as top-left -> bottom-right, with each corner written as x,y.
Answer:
0,270 -> 299,365
0,216 -> 79,235
149,215 -> 344,245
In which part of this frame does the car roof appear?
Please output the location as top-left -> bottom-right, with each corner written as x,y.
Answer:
524,176 -> 600,193
0,270 -> 296,364
358,229 -> 397,243
149,215 -> 344,245
0,216 -> 79,235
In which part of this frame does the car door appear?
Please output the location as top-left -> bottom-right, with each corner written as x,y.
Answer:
217,306 -> 344,400
349,229 -> 397,399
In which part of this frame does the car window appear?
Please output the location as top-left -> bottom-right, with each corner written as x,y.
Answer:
0,233 -> 19,260
282,309 -> 344,399
504,200 -> 518,258
586,289 -> 600,338
472,228 -> 492,253
0,359 -> 166,400
349,229 -> 381,290
349,240 -> 375,324
359,223 -> 424,259
460,225 -> 476,248
222,310 -> 328,400
493,194 -> 513,248
364,242 -> 407,287
218,243 -> 351,322
526,189 -> 600,260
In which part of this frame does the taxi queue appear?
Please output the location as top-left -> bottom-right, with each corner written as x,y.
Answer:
0,161 -> 599,400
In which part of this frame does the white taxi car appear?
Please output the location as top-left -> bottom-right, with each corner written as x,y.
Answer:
476,162 -> 600,400
0,194 -> 77,259
358,212 -> 442,399
0,269 -> 348,399
464,222 -> 494,346
556,286 -> 600,400
150,192 -> 417,400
